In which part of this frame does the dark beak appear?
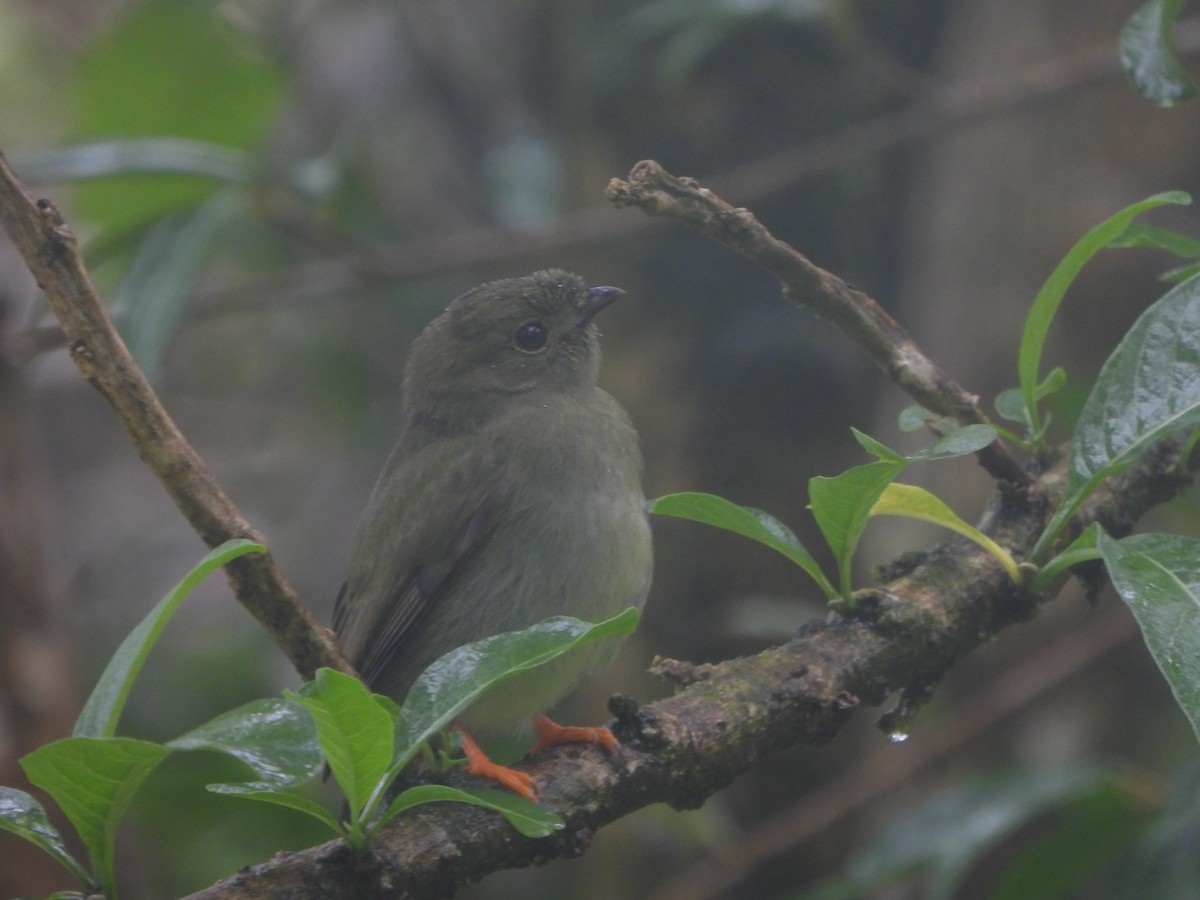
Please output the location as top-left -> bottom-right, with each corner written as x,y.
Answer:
577,286 -> 624,327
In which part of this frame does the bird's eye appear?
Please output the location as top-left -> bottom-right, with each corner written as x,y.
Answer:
513,321 -> 548,352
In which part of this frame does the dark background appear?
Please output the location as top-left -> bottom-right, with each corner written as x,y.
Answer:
2,0 -> 1199,896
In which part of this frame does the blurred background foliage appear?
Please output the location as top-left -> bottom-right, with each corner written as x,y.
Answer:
2,0 -> 1200,897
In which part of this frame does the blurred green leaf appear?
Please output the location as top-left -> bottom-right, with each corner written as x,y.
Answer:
1034,272 -> 1200,557
1117,764 -> 1200,899
0,787 -> 94,887
897,404 -> 936,432
482,129 -> 563,226
74,539 -> 265,740
168,698 -> 322,789
1098,531 -> 1200,744
116,188 -> 241,381
380,785 -> 564,838
990,777 -> 1145,900
12,139 -> 252,186
835,767 -> 1120,900
649,492 -> 836,599
870,483 -> 1020,582
1017,191 -> 1191,442
1120,0 -> 1195,107
22,737 -> 171,897
994,388 -> 1026,425
71,0 -> 282,232
625,0 -> 838,90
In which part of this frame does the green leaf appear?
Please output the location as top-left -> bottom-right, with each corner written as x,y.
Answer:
1030,522 -> 1103,592
1034,272 -> 1200,558
379,785 -> 564,839
1036,367 -> 1068,401
74,539 -> 265,740
870,484 -> 1021,583
850,428 -> 906,462
897,404 -> 936,432
810,460 -> 905,600
204,782 -> 341,835
391,610 -> 640,776
904,425 -> 997,461
1017,192 -> 1191,440
997,370 -> 1066,432
1108,222 -> 1200,258
71,0 -> 282,233
189,699 -> 339,841
287,669 -> 394,823
994,388 -> 1026,425
117,188 -> 242,381
168,698 -> 322,789
0,787 -> 94,887
1120,0 -> 1195,108
649,492 -> 836,599
811,428 -> 1001,601
850,426 -> 997,463
21,737 -> 171,897
1162,262 -> 1200,283
1098,531 -> 1200,744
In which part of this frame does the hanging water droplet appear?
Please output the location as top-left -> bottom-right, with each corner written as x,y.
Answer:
877,684 -> 934,740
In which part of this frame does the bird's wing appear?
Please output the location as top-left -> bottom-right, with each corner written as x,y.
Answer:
332,436 -> 507,689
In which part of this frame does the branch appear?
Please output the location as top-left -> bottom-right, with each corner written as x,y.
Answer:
0,148 -> 350,681
648,602 -> 1137,900
185,428 -> 1189,899
607,160 -> 1029,485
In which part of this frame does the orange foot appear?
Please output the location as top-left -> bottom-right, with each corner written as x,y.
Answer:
530,713 -> 619,753
452,722 -> 537,801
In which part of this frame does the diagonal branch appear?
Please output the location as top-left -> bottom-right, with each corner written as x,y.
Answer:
0,148 -> 350,681
607,160 -> 1030,486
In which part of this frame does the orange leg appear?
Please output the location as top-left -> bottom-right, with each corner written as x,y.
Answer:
530,713 -> 618,753
452,722 -> 537,801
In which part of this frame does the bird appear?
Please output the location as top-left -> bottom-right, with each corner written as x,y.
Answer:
332,269 -> 652,800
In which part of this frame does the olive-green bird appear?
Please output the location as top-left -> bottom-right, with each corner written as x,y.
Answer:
332,269 -> 652,800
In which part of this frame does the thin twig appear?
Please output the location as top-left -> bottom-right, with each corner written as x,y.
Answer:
607,160 -> 1030,486
0,148 -> 350,681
